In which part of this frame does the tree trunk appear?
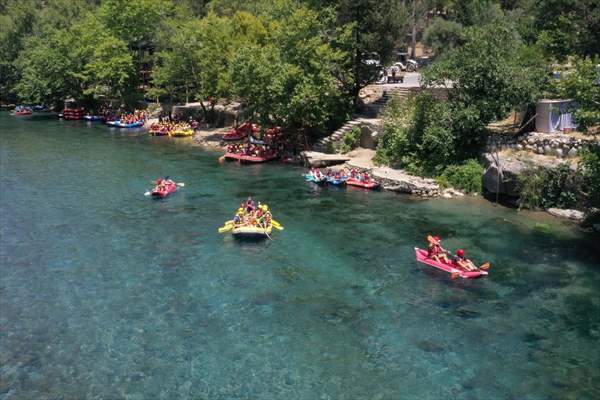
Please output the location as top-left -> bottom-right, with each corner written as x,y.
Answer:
411,0 -> 417,59
353,7 -> 362,111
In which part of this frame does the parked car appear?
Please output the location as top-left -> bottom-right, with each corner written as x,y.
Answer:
395,52 -> 418,72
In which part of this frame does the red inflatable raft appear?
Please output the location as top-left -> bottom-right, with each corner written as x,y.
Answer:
223,152 -> 278,163
151,180 -> 178,198
62,107 -> 84,120
222,122 -> 258,141
414,247 -> 488,279
15,109 -> 32,116
346,178 -> 380,189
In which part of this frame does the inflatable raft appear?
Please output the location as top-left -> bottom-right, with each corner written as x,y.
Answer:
169,129 -> 193,137
304,174 -> 327,183
346,178 -> 380,189
62,108 -> 84,120
112,120 -> 144,128
414,247 -> 488,279
327,176 -> 347,186
231,225 -> 273,238
223,152 -> 278,163
14,109 -> 32,116
151,181 -> 178,198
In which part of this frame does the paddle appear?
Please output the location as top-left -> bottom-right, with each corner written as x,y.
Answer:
479,262 -> 490,270
271,219 -> 284,230
218,155 -> 226,162
260,219 -> 273,241
218,225 -> 233,233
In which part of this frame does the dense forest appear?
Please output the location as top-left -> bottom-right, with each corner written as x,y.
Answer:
2,0 -> 597,130
1,0 -> 599,212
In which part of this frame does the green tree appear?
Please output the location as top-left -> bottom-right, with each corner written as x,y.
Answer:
423,17 -> 464,58
378,19 -> 549,173
534,0 -> 600,59
333,0 -> 407,106
0,0 -> 37,102
424,20 -> 549,150
15,15 -> 137,107
15,30 -> 83,105
550,57 -> 600,133
230,7 -> 350,137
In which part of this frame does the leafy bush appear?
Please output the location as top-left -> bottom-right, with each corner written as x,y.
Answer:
374,95 -> 415,166
375,93 -> 454,173
437,159 -> 484,193
517,167 -> 547,210
339,126 -> 361,153
579,143 -> 600,208
518,164 -> 581,210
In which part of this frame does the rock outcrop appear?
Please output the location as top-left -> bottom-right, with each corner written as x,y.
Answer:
482,153 -> 527,198
300,151 -> 351,167
371,167 -> 440,196
546,208 -> 585,221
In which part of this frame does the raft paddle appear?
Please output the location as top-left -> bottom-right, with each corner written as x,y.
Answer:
479,262 -> 490,270
218,225 -> 233,233
271,219 -> 284,230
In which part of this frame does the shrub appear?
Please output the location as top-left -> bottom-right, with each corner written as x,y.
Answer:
375,95 -> 415,166
517,167 -> 547,210
579,143 -> 600,208
339,126 -> 361,153
437,159 -> 484,193
518,164 -> 581,210
375,92 -> 454,173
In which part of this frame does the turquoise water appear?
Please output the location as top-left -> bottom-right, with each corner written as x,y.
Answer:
1,112 -> 599,399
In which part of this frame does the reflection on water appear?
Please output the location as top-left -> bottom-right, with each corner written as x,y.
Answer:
1,113 -> 599,399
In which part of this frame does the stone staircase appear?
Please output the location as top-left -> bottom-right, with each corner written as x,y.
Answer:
313,88 -> 411,153
313,119 -> 363,153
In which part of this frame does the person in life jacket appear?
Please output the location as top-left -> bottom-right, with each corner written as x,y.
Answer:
453,249 -> 477,271
427,236 -> 450,263
245,196 -> 255,213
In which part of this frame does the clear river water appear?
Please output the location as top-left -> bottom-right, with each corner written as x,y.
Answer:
1,112 -> 599,399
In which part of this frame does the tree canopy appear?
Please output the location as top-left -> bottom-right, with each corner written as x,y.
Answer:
1,0 -> 597,137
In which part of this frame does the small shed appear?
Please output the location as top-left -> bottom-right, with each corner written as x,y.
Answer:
535,99 -> 577,133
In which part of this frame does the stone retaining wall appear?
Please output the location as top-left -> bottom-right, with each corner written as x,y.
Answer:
486,131 -> 597,158
516,132 -> 591,158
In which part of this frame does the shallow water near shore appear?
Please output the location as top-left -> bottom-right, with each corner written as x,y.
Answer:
1,112 -> 599,399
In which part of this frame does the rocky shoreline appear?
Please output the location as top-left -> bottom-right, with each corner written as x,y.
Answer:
190,128 -> 595,229
303,149 -> 467,199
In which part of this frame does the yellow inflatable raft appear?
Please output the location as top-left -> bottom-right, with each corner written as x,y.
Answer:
231,225 -> 273,238
169,129 -> 194,137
